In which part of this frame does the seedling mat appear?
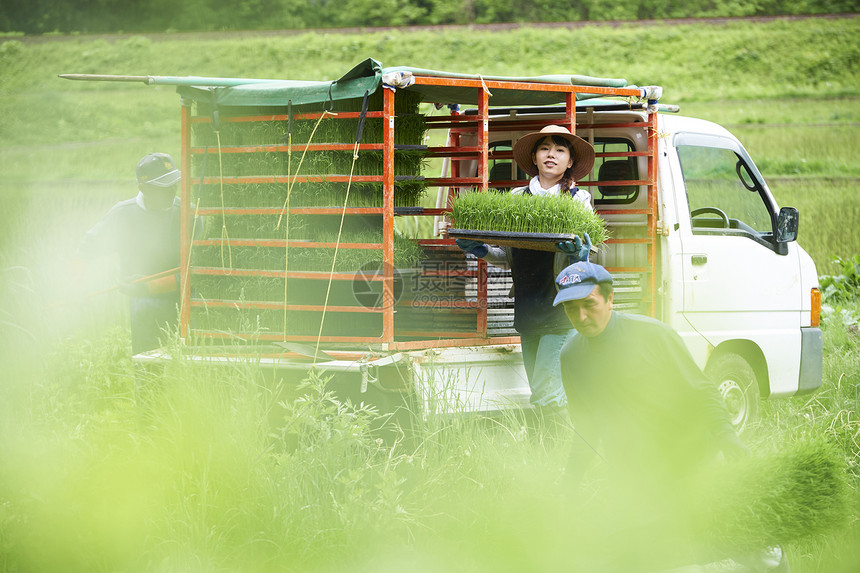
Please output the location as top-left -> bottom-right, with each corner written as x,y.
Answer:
447,228 -> 575,252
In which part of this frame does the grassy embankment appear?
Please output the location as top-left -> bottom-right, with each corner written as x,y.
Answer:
0,17 -> 858,572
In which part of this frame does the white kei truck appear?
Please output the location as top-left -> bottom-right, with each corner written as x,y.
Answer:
93,59 -> 821,431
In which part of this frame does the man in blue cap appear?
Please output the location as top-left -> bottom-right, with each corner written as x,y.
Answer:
554,261 -> 746,473
554,261 -> 747,481
553,261 -> 787,572
72,153 -> 183,354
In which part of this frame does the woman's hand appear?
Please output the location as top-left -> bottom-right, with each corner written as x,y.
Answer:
556,233 -> 591,263
455,238 -> 489,258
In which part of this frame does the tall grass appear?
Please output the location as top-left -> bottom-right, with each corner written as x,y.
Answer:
1,301 -> 858,572
769,179 -> 860,272
754,300 -> 860,571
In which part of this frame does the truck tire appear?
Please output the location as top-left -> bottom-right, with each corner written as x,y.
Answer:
705,353 -> 760,433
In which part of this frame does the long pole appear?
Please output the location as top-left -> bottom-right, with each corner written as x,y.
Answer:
58,74 -> 285,87
45,266 -> 181,310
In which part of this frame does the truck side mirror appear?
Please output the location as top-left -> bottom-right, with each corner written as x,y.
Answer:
776,206 -> 799,243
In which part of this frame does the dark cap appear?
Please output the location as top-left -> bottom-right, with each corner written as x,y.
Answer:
553,261 -> 613,306
136,153 -> 181,188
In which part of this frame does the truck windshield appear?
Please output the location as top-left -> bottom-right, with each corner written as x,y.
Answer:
677,145 -> 773,235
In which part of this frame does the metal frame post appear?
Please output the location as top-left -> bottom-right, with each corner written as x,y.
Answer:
382,87 -> 396,342
478,89 -> 489,192
179,101 -> 192,339
647,109 -> 659,317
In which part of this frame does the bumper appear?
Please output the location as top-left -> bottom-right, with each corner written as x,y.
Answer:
796,327 -> 823,395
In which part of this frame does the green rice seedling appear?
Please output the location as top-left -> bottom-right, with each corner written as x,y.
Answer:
229,151 -> 286,177
395,151 -> 426,177
245,90 -> 424,147
191,122 -> 217,148
288,181 -> 382,208
193,182 -> 287,209
248,120 -> 285,146
357,117 -> 384,144
351,114 -> 428,146
196,214 -> 316,241
396,114 -> 429,146
299,149 -> 345,175
191,306 -> 382,337
287,116 -> 352,147
209,119 -> 247,146
191,232 -> 422,273
452,191 -> 609,244
393,181 -> 428,207
283,181 -> 426,208
689,440 -> 850,556
192,245 -> 278,270
192,275 -> 285,302
284,238 -> 421,272
191,273 -> 360,306
321,150 -> 426,178
285,88 -> 421,116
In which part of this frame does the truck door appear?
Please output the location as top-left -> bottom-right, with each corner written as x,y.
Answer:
671,131 -> 802,395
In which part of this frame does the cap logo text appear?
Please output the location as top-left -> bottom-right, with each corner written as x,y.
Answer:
559,274 -> 582,286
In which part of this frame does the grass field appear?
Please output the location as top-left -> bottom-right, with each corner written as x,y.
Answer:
1,16 -> 859,572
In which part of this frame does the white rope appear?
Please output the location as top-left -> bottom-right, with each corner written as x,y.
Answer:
314,140 -> 360,364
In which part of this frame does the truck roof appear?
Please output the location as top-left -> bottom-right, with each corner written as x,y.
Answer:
658,113 -> 738,140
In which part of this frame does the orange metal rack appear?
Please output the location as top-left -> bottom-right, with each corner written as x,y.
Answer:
179,74 -> 659,351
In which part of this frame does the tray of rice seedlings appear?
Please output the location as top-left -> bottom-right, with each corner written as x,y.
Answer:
192,178 -> 426,210
688,439 -> 849,557
192,271 -> 378,309
191,183 -> 281,209
190,231 -> 422,273
195,214 -> 314,241
449,191 -> 608,252
192,90 -> 425,147
192,275 -> 287,302
192,305 -> 382,338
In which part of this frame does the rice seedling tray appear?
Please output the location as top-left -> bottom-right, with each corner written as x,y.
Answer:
447,228 -> 573,252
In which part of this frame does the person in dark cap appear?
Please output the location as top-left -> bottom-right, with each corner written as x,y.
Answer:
71,153 -> 184,354
455,125 -> 596,422
554,261 -> 788,572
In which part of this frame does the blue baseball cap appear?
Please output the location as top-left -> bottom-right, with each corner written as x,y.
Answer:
553,261 -> 613,306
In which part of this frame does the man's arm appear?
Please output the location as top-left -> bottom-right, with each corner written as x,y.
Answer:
661,324 -> 749,458
70,206 -> 121,294
75,204 -> 120,261
559,337 -> 607,483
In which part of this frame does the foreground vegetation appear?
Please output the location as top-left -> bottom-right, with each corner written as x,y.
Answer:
0,300 -> 858,572
0,16 -> 858,572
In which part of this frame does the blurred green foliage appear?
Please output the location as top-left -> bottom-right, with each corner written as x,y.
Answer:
1,18 -> 859,571
0,0 -> 857,34
820,255 -> 860,302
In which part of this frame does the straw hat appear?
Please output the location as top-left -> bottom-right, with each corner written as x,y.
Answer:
512,125 -> 595,181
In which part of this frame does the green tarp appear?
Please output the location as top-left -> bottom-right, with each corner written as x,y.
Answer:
176,58 -> 637,108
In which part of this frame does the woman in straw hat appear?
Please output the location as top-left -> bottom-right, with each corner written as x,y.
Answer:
455,125 -> 596,421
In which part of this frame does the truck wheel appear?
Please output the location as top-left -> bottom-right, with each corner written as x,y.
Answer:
705,353 -> 760,433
